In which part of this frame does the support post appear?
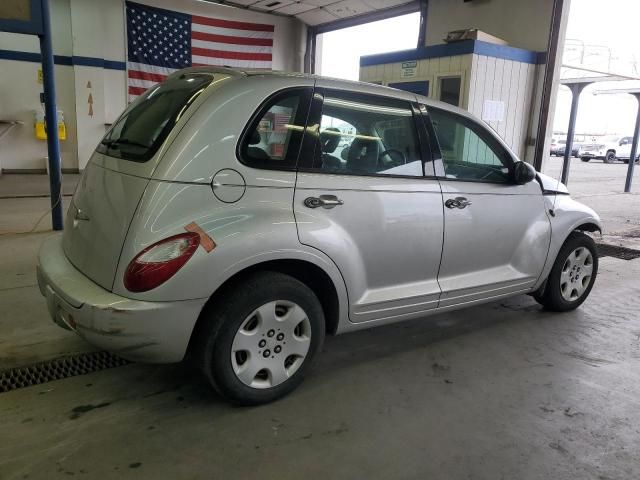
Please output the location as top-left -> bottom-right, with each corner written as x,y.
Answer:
416,0 -> 428,48
561,82 -> 589,186
303,26 -> 316,74
532,0 -> 565,172
624,93 -> 640,192
38,0 -> 64,230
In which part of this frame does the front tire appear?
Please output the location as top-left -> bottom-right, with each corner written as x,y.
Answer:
534,232 -> 598,312
196,272 -> 325,405
604,151 -> 616,163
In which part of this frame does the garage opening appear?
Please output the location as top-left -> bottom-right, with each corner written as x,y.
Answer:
316,12 -> 421,80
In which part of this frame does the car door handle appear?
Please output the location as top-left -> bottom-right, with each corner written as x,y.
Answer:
304,195 -> 344,209
445,197 -> 472,209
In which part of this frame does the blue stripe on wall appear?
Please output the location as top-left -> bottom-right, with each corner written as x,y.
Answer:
360,40 -> 544,67
0,49 -> 126,70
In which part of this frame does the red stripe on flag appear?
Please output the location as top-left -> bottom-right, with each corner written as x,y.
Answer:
192,47 -> 272,62
192,15 -> 274,32
128,70 -> 167,83
192,30 -> 273,46
128,85 -> 148,96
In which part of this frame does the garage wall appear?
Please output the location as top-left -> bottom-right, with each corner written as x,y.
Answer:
360,54 -> 474,109
424,0 -> 554,52
360,42 -> 541,159
467,55 -> 538,159
0,0 -> 306,172
0,0 -> 77,172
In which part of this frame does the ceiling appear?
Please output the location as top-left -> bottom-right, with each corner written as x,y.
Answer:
213,0 -> 418,26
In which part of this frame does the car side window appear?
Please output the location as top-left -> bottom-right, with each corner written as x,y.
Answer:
239,89 -> 311,170
305,90 -> 424,177
428,107 -> 511,183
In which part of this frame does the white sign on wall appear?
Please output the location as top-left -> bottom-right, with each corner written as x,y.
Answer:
482,100 -> 505,122
400,60 -> 417,78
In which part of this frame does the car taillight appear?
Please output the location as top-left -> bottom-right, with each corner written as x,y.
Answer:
124,232 -> 200,292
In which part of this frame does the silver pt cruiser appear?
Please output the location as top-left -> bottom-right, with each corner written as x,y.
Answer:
38,68 -> 601,405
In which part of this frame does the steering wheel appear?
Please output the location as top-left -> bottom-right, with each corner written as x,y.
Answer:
378,148 -> 406,167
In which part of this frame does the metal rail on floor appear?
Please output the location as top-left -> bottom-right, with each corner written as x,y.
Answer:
0,351 -> 129,394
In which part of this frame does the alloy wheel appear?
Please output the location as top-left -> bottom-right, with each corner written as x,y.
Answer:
559,247 -> 594,302
231,300 -> 312,389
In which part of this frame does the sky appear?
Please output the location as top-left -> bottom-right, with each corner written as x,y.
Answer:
318,1 -> 640,137
552,0 -> 640,136
318,13 -> 420,81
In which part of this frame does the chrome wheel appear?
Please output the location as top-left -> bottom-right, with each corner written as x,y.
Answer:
560,246 -> 594,302
231,300 -> 312,389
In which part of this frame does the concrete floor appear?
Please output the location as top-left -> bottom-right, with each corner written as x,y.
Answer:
1,160 -> 640,479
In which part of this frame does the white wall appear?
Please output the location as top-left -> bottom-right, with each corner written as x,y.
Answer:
425,0 -> 554,51
0,0 -> 306,172
360,53 -> 538,158
467,55 -> 538,159
0,0 -> 77,171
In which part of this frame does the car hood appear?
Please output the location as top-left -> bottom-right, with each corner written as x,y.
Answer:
536,172 -> 569,194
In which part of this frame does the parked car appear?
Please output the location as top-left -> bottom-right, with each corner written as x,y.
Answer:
37,68 -> 602,405
581,136 -> 640,163
550,138 -> 581,157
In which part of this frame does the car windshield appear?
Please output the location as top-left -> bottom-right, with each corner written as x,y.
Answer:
97,73 -> 213,162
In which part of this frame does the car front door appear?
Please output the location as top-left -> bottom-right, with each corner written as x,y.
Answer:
293,85 -> 444,325
425,106 -> 551,307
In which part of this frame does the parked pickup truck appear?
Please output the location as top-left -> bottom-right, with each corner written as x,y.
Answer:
581,136 -> 640,163
550,138 -> 581,157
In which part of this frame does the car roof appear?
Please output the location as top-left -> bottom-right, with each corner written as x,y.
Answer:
173,66 -> 471,117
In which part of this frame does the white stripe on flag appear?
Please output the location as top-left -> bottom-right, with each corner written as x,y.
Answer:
191,55 -> 272,69
127,77 -> 161,89
191,23 -> 274,39
191,39 -> 273,54
127,62 -> 178,77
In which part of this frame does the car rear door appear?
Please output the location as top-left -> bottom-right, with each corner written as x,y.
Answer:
294,87 -> 443,323
293,85 -> 444,325
423,105 -> 551,307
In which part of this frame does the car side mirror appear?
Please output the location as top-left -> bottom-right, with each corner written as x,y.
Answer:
512,161 -> 536,185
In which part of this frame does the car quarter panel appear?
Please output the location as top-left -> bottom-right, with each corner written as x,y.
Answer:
150,75 -> 315,184
112,180 -> 349,324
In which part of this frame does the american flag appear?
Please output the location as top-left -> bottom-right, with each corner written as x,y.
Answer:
125,1 -> 274,101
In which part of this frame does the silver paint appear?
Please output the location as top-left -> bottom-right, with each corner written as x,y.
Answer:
38,69 -> 602,363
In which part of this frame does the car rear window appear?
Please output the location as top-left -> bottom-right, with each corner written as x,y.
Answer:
97,73 -> 213,162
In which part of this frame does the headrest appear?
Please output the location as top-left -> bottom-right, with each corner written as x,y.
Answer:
320,127 -> 341,153
249,130 -> 261,145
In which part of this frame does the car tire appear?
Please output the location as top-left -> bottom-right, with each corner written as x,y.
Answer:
196,271 -> 325,406
534,231 -> 598,312
580,157 -> 591,162
604,151 -> 616,163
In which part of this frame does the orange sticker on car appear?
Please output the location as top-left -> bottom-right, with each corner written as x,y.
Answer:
184,222 -> 216,253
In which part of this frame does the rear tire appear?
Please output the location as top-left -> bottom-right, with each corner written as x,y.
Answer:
196,272 -> 325,405
534,232 -> 598,312
580,157 -> 591,162
604,151 -> 616,163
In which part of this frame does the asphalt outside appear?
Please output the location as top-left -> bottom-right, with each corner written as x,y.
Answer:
0,157 -> 639,479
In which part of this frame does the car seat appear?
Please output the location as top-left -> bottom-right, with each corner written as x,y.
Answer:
247,130 -> 269,160
346,136 -> 379,173
319,127 -> 342,170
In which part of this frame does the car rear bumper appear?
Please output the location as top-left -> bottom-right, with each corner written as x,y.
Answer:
37,235 -> 207,363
